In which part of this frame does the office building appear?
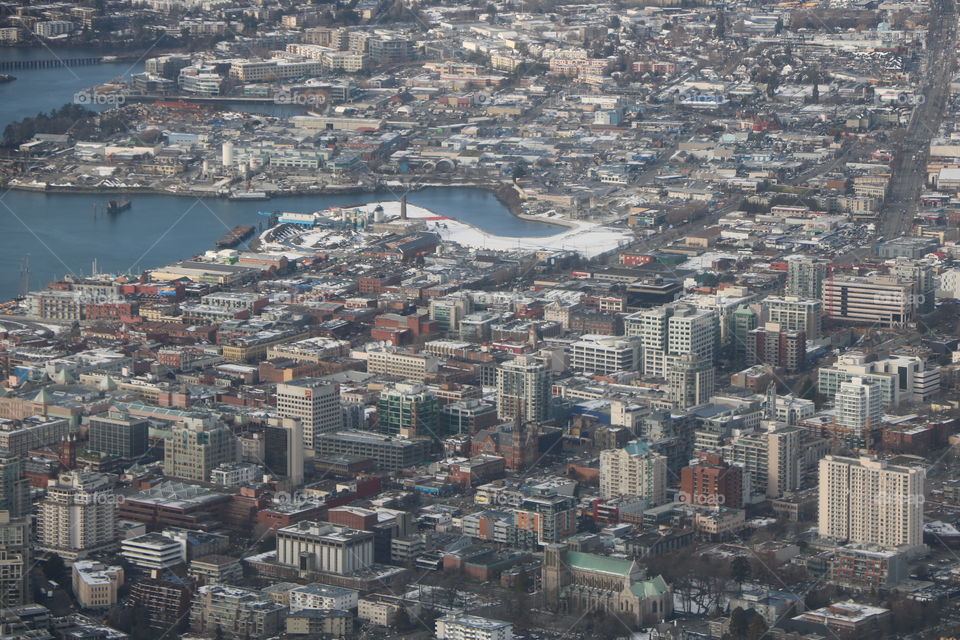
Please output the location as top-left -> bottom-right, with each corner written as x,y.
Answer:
0,452 -> 28,518
377,383 -> 439,439
121,533 -> 185,570
366,349 -> 438,381
275,521 -> 374,574
496,356 -> 551,422
818,455 -> 925,549
262,417 -> 305,486
599,441 -> 667,506
0,417 -> 70,457
822,274 -> 917,327
88,411 -> 149,460
72,561 -> 123,609
314,430 -> 430,471
567,335 -> 641,375
164,422 -> 239,483
429,294 -> 472,334
36,471 -> 117,562
818,352 -> 941,407
276,378 -> 343,451
625,303 -> 718,377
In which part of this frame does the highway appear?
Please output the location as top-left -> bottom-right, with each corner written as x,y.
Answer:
878,0 -> 957,239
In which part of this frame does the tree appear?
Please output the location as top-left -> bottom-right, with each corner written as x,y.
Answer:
728,607 -> 749,640
746,615 -> 767,640
44,555 -> 67,584
731,556 -> 751,594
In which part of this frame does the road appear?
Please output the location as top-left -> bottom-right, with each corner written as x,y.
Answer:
878,0 -> 957,238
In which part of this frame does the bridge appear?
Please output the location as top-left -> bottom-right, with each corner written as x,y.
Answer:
0,57 -> 104,71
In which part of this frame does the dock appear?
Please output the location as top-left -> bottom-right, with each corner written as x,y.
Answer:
216,225 -> 255,249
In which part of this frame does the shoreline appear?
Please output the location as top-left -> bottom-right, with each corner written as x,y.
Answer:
0,179 -> 576,230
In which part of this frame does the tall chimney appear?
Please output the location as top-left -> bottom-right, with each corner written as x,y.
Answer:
400,194 -> 408,220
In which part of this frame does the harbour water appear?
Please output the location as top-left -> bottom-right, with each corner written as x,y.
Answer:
0,50 -> 561,302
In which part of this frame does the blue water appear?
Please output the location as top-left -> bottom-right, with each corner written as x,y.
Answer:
0,50 -> 562,301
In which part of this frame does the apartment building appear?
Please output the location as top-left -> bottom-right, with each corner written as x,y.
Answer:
599,441 -> 667,506
818,455 -> 925,549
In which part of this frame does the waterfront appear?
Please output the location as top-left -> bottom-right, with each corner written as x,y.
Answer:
0,51 -> 562,302
0,187 -> 562,301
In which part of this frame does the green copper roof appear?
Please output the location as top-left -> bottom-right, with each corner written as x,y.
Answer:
630,575 -> 670,597
566,551 -> 635,576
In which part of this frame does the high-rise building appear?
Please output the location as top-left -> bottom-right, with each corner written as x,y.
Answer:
747,323 -> 806,373
680,454 -> 743,509
514,489 -> 577,546
599,441 -> 667,506
496,356 -> 551,423
731,304 -> 758,365
262,417 -> 304,486
889,257 -> 935,314
818,455 -> 925,549
88,411 -> 149,460
725,424 -> 800,500
377,383 -> 439,439
0,451 -> 29,518
36,471 -> 117,563
836,377 -> 883,432
666,354 -> 715,409
785,255 -> 827,299
164,422 -> 239,483
0,511 -> 31,606
624,303 -> 718,377
761,296 -> 822,339
276,378 -> 342,452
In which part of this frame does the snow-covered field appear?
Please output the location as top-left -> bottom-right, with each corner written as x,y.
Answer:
389,200 -> 633,258
263,201 -> 632,259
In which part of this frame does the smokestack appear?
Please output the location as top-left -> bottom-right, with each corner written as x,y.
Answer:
400,195 -> 407,220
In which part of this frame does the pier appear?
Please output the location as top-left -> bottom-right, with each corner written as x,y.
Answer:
0,57 -> 105,71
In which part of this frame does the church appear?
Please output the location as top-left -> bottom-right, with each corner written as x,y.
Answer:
542,543 -> 673,628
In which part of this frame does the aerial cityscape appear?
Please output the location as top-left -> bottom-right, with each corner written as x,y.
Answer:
0,0 -> 959,639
